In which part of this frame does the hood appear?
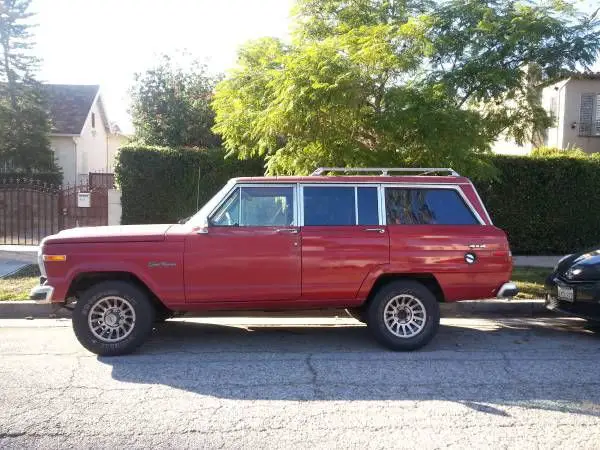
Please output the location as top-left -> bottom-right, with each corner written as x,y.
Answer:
43,224 -> 174,245
557,247 -> 600,281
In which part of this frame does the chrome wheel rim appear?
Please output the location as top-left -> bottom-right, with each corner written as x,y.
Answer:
383,294 -> 427,338
88,296 -> 136,343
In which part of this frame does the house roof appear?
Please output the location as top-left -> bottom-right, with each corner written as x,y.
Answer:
568,72 -> 600,81
43,84 -> 101,135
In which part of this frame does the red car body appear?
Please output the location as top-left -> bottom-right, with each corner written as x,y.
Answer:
35,174 -> 513,310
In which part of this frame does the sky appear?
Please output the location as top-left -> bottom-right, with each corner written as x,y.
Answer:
31,0 -> 295,134
29,0 -> 600,135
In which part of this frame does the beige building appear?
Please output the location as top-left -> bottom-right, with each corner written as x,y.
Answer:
493,73 -> 600,155
45,84 -> 129,185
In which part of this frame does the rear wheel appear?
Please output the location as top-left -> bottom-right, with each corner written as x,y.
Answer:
366,280 -> 440,351
72,281 -> 155,356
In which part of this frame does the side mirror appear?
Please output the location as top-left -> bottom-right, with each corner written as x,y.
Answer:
196,218 -> 210,234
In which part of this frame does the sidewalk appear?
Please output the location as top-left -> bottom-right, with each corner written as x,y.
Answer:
513,255 -> 561,268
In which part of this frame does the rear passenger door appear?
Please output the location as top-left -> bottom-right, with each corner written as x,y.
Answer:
384,186 -> 509,300
300,185 -> 389,301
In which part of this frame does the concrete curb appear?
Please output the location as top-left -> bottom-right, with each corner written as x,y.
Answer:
0,299 -> 549,320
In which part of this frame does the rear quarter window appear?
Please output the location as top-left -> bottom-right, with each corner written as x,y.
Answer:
385,188 -> 479,225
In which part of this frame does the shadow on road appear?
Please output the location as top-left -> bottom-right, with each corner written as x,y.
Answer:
101,318 -> 600,416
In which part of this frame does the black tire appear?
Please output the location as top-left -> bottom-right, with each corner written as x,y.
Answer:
72,281 -> 155,356
346,307 -> 367,323
155,306 -> 175,323
366,280 -> 440,351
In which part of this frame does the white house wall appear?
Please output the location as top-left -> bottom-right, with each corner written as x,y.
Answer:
50,136 -> 77,185
562,79 -> 600,153
107,134 -> 129,172
542,80 -> 568,149
77,100 -> 110,181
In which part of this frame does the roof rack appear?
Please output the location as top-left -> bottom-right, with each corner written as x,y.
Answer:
311,167 -> 461,176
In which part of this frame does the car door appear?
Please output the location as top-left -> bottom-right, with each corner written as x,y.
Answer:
184,184 -> 301,303
300,184 -> 390,302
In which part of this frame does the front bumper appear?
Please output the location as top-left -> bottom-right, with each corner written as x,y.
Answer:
497,282 -> 519,298
29,284 -> 54,304
545,278 -> 600,321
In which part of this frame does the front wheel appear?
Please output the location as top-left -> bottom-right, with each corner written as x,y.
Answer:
366,280 -> 440,351
72,281 -> 155,356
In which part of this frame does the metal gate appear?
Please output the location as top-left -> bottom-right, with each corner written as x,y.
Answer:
0,179 -> 109,245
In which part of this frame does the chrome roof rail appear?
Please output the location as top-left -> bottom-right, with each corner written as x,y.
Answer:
310,167 -> 461,176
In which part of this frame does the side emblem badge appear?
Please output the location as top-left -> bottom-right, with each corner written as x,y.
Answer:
464,253 -> 477,264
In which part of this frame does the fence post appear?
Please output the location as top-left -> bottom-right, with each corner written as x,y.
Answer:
107,189 -> 122,226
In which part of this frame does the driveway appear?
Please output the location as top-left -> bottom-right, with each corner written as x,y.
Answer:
1,316 -> 599,448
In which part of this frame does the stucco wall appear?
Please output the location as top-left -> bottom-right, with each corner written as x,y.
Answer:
491,136 -> 532,155
561,79 -> 600,153
49,136 -> 77,185
107,134 -> 129,172
541,80 -> 568,149
77,100 -> 109,180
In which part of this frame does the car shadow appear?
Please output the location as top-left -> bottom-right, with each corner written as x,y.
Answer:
100,318 -> 600,417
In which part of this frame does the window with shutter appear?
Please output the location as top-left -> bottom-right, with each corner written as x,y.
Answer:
579,93 -> 595,136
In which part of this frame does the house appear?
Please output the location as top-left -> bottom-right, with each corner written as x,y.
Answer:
45,84 -> 128,185
493,73 -> 600,155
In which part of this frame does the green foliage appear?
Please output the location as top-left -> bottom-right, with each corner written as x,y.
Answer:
213,0 -> 600,177
530,145 -> 587,158
130,55 -> 222,148
0,170 -> 61,185
0,0 -> 59,176
476,155 -> 600,255
115,145 -> 264,224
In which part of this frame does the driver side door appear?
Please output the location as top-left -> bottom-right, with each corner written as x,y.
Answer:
184,184 -> 301,303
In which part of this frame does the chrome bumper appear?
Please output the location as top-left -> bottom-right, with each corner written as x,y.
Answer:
497,282 -> 518,298
29,285 -> 54,304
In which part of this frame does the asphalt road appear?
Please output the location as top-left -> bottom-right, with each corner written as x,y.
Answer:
1,315 -> 600,449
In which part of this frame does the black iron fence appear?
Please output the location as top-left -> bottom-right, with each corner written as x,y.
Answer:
0,178 -> 109,245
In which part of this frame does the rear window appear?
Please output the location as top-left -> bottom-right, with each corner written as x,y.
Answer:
385,188 -> 478,225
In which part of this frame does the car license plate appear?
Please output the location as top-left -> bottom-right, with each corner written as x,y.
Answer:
557,285 -> 574,302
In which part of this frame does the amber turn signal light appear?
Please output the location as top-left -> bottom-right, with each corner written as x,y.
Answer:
42,255 -> 67,262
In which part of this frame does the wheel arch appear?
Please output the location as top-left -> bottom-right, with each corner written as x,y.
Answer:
364,273 -> 446,306
66,271 -> 166,310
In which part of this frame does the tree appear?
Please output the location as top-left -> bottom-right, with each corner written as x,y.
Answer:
130,55 -> 222,148
212,0 -> 600,177
0,0 -> 57,174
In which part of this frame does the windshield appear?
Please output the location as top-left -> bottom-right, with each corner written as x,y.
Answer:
186,179 -> 237,227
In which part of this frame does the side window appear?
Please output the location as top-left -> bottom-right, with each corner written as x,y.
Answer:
304,187 -> 355,225
385,188 -> 478,225
357,187 -> 379,225
210,186 -> 294,227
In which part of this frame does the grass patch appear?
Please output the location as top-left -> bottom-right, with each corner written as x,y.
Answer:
0,265 -> 40,301
512,266 -> 549,299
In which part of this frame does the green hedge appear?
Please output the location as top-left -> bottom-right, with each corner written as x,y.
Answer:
475,155 -> 600,255
116,146 -> 600,255
115,145 -> 264,224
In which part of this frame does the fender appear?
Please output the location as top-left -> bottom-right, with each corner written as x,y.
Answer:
355,263 -> 447,303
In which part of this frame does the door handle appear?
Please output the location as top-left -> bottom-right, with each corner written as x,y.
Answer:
276,228 -> 299,234
365,228 -> 385,234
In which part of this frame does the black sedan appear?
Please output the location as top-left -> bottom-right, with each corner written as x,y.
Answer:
546,247 -> 600,323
